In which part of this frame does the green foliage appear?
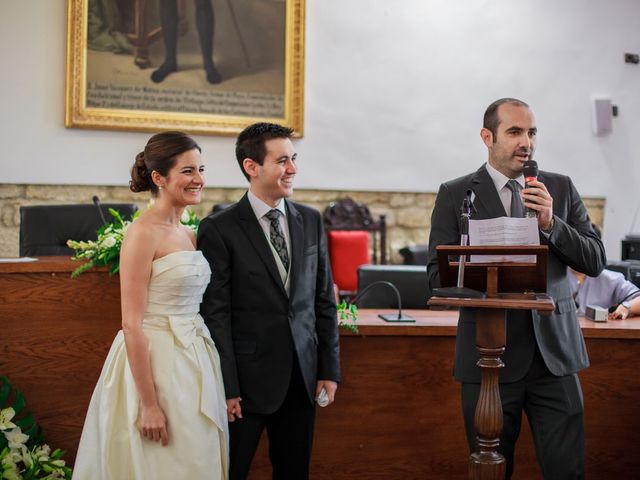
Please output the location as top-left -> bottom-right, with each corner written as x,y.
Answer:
337,301 -> 359,333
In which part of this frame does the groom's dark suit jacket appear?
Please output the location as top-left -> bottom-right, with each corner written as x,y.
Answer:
427,165 -> 606,383
198,194 -> 341,414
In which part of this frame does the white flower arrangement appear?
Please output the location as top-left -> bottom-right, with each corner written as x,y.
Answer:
180,208 -> 200,233
66,208 -> 138,278
67,207 -> 200,278
0,407 -> 71,480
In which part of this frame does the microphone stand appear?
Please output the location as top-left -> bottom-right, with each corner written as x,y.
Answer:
351,280 -> 415,322
432,191 -> 486,299
456,195 -> 471,288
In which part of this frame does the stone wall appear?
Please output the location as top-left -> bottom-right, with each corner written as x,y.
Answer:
0,184 -> 605,263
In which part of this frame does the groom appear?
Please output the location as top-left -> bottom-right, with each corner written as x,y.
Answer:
198,122 -> 341,479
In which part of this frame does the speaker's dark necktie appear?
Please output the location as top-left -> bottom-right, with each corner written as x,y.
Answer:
265,209 -> 290,271
506,180 -> 525,218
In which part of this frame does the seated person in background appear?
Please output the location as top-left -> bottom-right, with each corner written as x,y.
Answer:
569,267 -> 640,320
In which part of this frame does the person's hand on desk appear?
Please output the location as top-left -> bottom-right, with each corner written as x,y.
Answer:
608,296 -> 640,321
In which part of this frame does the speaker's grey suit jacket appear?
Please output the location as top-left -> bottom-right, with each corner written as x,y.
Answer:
427,165 -> 606,383
198,194 -> 341,414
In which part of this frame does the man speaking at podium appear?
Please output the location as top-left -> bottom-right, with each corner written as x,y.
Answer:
427,98 -> 605,479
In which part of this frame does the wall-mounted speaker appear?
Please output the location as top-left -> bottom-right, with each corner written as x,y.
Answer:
592,97 -> 613,135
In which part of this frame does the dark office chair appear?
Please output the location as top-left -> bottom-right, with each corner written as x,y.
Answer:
19,203 -> 138,256
399,244 -> 429,265
356,264 -> 428,309
606,259 -> 640,289
210,202 -> 234,215
323,198 -> 387,296
622,235 -> 640,261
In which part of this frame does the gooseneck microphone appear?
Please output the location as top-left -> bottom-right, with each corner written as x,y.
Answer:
93,195 -> 108,225
457,190 -> 472,288
351,280 -> 415,322
523,160 -> 538,218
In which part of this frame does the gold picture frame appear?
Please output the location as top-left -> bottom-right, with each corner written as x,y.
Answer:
65,0 -> 305,136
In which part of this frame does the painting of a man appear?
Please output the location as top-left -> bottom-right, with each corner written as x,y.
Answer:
84,0 -> 286,119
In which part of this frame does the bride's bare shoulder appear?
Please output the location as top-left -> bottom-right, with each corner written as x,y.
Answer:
122,214 -> 162,252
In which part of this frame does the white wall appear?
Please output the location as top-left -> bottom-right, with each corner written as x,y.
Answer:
1,0 -> 639,259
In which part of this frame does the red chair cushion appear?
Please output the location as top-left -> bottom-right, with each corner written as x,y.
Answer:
327,231 -> 371,292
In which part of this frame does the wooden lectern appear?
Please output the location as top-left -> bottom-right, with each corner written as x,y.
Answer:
428,245 -> 555,480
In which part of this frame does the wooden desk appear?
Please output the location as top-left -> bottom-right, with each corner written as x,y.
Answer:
308,311 -> 640,480
1,258 -> 639,478
0,257 -> 121,461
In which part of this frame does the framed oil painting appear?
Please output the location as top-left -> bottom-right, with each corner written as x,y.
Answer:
65,0 -> 305,136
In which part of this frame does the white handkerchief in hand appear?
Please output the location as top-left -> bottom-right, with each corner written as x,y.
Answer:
316,388 -> 329,407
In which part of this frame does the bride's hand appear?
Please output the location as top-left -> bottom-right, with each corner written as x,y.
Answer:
138,403 -> 169,446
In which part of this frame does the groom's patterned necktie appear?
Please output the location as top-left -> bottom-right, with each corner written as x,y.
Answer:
506,180 -> 525,218
265,209 -> 290,271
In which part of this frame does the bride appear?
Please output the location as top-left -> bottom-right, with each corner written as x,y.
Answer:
73,132 -> 228,479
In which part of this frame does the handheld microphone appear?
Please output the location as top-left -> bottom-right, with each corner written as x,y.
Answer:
93,195 -> 108,225
523,160 -> 538,218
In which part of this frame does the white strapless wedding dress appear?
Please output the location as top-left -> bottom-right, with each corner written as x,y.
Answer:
73,251 -> 228,480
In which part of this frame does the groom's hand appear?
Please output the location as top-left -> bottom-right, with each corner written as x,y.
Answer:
316,380 -> 338,406
227,397 -> 243,422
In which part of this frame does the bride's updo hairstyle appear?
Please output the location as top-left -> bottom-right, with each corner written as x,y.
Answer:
130,131 -> 201,196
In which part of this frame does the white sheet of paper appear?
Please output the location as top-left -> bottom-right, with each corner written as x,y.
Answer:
0,257 -> 38,263
468,217 -> 539,263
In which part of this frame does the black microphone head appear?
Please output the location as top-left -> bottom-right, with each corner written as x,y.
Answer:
92,195 -> 100,204
461,190 -> 473,215
523,160 -> 538,178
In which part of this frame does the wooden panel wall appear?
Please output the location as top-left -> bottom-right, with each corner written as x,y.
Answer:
1,260 -> 639,479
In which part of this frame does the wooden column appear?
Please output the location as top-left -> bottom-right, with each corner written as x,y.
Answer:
469,309 -> 506,479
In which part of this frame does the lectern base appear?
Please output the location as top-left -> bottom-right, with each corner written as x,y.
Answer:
469,451 -> 506,480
